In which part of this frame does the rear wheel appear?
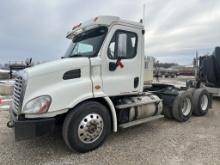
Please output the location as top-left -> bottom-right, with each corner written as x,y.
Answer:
172,91 -> 193,122
163,106 -> 173,119
187,88 -> 196,95
193,88 -> 210,116
62,101 -> 111,153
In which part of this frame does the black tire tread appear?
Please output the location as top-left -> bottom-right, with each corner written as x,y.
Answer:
172,91 -> 193,122
163,106 -> 173,119
62,101 -> 111,153
193,88 -> 210,116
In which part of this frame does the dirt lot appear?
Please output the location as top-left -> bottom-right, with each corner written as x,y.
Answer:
0,98 -> 219,165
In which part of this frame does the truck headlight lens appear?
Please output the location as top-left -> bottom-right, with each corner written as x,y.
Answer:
23,96 -> 51,114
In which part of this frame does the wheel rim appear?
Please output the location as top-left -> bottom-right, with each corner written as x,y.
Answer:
200,95 -> 208,111
181,97 -> 191,116
78,113 -> 104,144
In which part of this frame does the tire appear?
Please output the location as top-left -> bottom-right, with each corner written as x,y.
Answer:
213,47 -> 220,86
186,81 -> 194,89
163,106 -> 173,119
172,91 -> 193,122
199,55 -> 217,86
199,56 -> 207,82
206,56 -> 217,86
62,101 -> 111,153
192,88 -> 210,116
187,88 -> 196,95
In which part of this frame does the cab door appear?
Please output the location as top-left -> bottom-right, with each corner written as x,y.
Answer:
101,25 -> 143,96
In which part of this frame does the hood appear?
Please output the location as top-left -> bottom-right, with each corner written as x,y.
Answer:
25,58 -> 90,78
20,57 -> 93,114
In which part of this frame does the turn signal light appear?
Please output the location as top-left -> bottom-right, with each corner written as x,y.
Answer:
94,17 -> 98,22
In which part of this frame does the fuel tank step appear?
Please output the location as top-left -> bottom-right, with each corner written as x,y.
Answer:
119,115 -> 164,129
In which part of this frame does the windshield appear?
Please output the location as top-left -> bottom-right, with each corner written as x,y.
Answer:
64,26 -> 108,58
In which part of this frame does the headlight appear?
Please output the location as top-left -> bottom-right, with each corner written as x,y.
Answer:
23,95 -> 51,114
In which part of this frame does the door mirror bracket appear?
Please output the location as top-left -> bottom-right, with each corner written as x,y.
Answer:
109,58 -> 124,71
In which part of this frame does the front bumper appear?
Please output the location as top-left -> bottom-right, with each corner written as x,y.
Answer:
8,108 -> 55,141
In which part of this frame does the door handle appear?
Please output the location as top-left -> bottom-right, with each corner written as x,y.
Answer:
134,77 -> 139,88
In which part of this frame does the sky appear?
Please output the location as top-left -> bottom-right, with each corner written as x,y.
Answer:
0,0 -> 220,65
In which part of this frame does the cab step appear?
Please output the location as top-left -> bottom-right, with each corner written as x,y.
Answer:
119,115 -> 164,129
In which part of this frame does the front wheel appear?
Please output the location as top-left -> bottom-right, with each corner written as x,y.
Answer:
62,101 -> 111,153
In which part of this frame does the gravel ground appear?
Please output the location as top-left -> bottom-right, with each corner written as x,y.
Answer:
0,99 -> 219,165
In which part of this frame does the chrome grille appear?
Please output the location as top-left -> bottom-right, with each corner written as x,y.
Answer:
13,76 -> 24,113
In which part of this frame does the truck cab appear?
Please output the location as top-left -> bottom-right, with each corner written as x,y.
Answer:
8,16 -> 211,153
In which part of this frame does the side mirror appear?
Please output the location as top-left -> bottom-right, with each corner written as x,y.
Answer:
109,62 -> 117,71
117,33 -> 127,58
25,58 -> 32,67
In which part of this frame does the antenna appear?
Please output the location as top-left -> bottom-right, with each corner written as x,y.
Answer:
142,4 -> 146,24
194,50 -> 199,78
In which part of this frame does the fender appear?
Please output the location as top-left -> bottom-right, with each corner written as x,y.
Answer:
69,96 -> 118,132
68,95 -> 118,132
103,96 -> 117,132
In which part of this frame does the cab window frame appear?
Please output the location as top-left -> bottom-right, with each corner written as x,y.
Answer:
107,30 -> 138,60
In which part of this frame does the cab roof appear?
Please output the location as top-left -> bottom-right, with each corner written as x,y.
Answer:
66,16 -> 144,39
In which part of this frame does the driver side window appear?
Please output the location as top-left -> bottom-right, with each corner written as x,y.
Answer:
108,30 -> 137,59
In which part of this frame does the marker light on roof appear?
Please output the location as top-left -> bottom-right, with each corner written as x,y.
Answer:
72,23 -> 81,30
94,17 -> 98,22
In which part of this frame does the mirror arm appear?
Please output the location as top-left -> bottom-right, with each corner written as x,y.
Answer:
116,58 -> 124,68
109,58 -> 124,71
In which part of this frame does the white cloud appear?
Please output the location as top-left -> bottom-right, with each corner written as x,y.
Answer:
0,0 -> 220,64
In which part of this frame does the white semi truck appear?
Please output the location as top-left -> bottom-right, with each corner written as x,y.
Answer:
8,16 -> 212,153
